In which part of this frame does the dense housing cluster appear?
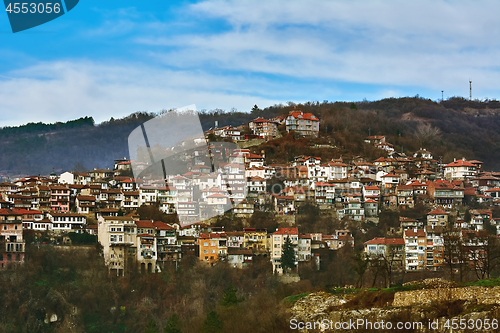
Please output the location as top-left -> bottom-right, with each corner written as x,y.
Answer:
1,109 -> 500,280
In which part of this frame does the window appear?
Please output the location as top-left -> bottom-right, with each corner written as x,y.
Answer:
204,250 -> 208,254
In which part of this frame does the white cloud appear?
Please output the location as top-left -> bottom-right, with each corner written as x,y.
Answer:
2,0 -> 500,127
0,61 -> 282,127
139,0 -> 500,92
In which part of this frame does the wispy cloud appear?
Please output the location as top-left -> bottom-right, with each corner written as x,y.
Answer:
139,0 -> 500,92
0,61 -> 282,127
1,0 -> 499,127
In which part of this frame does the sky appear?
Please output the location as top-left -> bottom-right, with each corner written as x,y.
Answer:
0,0 -> 499,127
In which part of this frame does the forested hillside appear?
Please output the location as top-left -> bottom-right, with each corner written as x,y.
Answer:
1,96 -> 500,176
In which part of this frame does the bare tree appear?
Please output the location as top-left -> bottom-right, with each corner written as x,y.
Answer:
414,122 -> 441,147
443,228 -> 463,282
471,231 -> 500,280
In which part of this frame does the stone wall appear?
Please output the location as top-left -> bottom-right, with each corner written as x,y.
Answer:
393,286 -> 500,307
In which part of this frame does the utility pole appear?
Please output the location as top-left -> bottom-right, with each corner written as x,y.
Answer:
469,80 -> 472,101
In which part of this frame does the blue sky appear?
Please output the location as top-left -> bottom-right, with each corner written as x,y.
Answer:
1,0 -> 499,126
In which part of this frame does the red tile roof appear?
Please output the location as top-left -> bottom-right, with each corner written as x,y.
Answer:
273,227 -> 298,235
444,160 -> 476,167
135,220 -> 155,228
153,221 -> 175,230
428,208 -> 448,215
207,193 -> 227,198
199,232 -> 227,239
381,173 -> 400,178
288,112 -> 318,121
364,237 -> 404,245
405,229 -> 426,237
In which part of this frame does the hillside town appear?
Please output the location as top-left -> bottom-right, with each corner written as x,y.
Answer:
1,109 -> 500,281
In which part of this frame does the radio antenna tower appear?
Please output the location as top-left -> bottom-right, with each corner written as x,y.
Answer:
469,80 -> 472,100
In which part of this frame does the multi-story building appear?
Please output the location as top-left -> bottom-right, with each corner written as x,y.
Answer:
396,185 -> 414,208
297,235 -> 312,262
363,237 -> 405,271
243,228 -> 267,252
76,195 -> 96,214
232,201 -> 254,217
100,189 -> 123,208
248,117 -> 278,139
122,190 -> 140,210
247,176 -> 266,194
153,221 -> 180,263
404,229 -> 427,271
49,185 -> 70,212
400,216 -> 421,230
285,111 -> 319,137
17,209 -> 44,230
135,221 -> 158,272
0,209 -> 24,267
198,232 -> 228,264
48,212 -> 87,233
380,173 -> 400,191
337,199 -> 365,221
427,180 -> 464,208
98,216 -> 138,276
227,231 -> 244,248
36,185 -> 51,211
363,199 -> 378,217
426,209 -> 449,227
469,209 -> 493,231
362,185 -> 381,202
444,158 -> 479,180
314,182 -> 335,206
270,227 -> 298,274
327,161 -> 348,180
158,186 -> 177,214
425,226 -> 444,271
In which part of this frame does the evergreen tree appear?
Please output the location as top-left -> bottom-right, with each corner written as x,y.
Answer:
280,236 -> 296,272
164,314 -> 182,333
220,284 -> 242,307
200,311 -> 223,333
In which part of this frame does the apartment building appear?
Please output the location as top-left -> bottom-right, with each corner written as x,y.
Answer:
285,111 -> 319,137
404,229 -> 427,271
198,232 -> 228,264
270,227 -> 298,274
0,209 -> 24,267
98,216 -> 138,276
